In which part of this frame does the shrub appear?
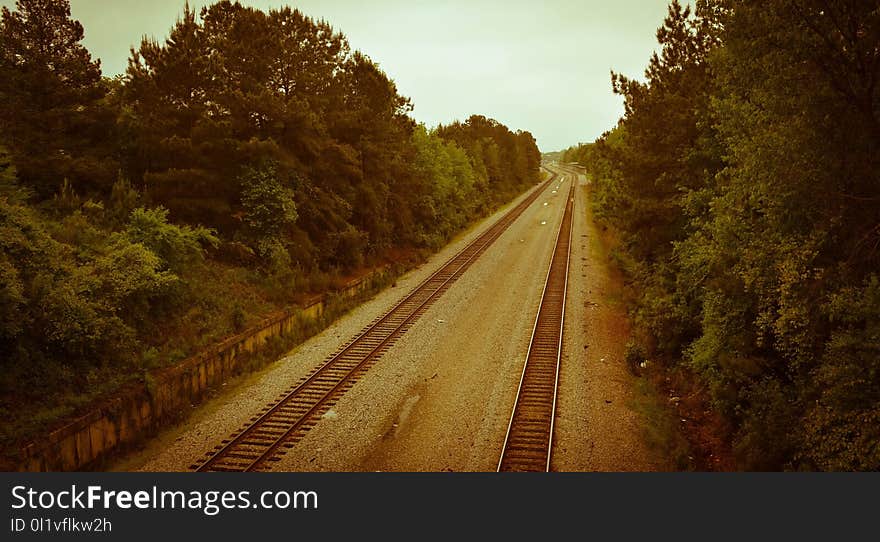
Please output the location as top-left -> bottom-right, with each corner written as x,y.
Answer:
124,206 -> 218,272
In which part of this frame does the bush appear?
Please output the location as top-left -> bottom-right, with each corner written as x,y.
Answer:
800,276 -> 880,470
240,163 -> 297,242
124,206 -> 218,272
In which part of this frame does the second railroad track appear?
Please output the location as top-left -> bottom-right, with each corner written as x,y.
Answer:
498,170 -> 575,472
192,172 -> 557,472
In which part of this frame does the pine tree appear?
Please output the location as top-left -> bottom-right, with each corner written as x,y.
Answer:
0,0 -> 115,198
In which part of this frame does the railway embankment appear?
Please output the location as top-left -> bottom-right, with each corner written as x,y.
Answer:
16,268 -> 390,472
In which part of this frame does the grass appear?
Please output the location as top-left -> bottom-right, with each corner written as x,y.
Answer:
628,371 -> 695,471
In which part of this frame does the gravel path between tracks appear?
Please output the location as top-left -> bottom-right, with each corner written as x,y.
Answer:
129,172 -> 660,472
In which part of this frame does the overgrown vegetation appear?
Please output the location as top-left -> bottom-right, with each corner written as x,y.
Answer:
0,0 -> 540,453
565,0 -> 880,470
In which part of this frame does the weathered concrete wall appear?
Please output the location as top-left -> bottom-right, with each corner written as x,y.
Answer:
18,267 -> 390,471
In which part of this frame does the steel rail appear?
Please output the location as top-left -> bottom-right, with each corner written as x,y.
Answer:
497,170 -> 575,472
193,172 -> 557,472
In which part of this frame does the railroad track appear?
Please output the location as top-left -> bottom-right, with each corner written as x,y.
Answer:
192,171 -> 557,472
497,170 -> 575,472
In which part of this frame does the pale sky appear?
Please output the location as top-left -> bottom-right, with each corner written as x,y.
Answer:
2,0 -> 679,151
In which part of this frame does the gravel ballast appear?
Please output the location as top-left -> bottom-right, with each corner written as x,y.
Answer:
551,173 -> 662,471
132,173 -> 659,472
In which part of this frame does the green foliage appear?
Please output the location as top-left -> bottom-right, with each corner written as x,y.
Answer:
0,169 -> 187,450
107,175 -> 141,226
0,144 -> 29,202
0,0 -> 542,453
125,3 -> 398,268
0,0 -> 117,198
121,2 -> 540,270
0,197 -> 174,411
560,143 -> 592,166
409,125 -> 480,246
230,304 -> 246,332
435,115 -> 540,208
83,236 -> 178,319
124,206 -> 218,273
0,252 -> 24,341
801,276 -> 880,471
590,0 -> 880,470
239,161 -> 297,267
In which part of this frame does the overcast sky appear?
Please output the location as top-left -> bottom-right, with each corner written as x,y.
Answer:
3,0 -> 678,151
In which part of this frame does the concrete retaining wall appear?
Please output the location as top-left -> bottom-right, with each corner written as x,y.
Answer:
18,267 -> 390,471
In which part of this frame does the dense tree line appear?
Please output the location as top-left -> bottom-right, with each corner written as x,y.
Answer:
0,0 -> 539,447
574,0 -> 879,470
560,145 -> 589,166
